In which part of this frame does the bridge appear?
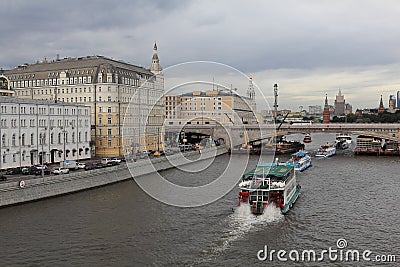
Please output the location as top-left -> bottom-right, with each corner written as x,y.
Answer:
164,123 -> 400,148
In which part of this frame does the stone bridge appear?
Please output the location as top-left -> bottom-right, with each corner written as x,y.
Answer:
164,123 -> 400,148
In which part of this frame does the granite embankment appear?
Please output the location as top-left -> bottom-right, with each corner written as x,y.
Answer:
0,146 -> 227,207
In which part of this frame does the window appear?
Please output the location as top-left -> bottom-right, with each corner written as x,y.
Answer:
108,139 -> 112,147
22,134 -> 25,146
58,133 -> 61,144
108,96 -> 111,102
107,117 -> 112,124
50,133 -> 54,144
108,107 -> 112,113
99,116 -> 102,124
1,134 -> 5,146
12,134 -> 16,146
107,128 -> 112,137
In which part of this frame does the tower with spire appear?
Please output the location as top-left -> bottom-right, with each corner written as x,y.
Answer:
378,95 -> 385,113
246,74 -> 256,112
322,94 -> 330,123
151,42 -> 162,73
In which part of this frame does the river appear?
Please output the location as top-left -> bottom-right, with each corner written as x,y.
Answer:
0,133 -> 399,266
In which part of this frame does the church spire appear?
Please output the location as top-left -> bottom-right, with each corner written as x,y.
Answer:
324,94 -> 329,107
378,94 -> 384,113
151,42 -> 162,73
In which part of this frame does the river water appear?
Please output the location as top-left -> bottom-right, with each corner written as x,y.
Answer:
0,133 -> 399,266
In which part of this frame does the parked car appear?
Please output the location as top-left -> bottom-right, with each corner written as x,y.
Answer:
93,162 -> 107,169
53,167 -> 70,175
84,163 -> 95,171
0,174 -> 7,181
22,166 -> 40,175
6,167 -> 23,175
110,158 -> 122,164
77,163 -> 86,169
34,169 -> 51,176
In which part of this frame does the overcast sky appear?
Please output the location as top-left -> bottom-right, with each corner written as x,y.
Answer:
1,0 -> 400,110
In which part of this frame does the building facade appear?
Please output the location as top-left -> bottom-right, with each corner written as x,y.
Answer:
0,96 -> 91,170
165,90 -> 255,126
4,44 -> 164,157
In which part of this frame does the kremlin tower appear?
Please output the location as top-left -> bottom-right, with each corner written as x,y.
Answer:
378,95 -> 385,113
322,94 -> 330,123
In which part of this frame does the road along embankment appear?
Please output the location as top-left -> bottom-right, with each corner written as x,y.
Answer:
0,146 -> 228,207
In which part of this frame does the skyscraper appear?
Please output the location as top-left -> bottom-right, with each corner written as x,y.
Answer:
334,89 -> 345,115
389,95 -> 396,109
397,91 -> 400,108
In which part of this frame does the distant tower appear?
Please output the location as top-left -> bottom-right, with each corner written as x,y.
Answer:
246,74 -> 256,112
378,95 -> 385,113
150,42 -> 162,73
273,83 -> 278,117
334,89 -> 345,115
322,94 -> 330,123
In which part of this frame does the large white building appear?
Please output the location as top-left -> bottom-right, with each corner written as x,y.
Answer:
3,43 -> 164,157
0,96 -> 91,170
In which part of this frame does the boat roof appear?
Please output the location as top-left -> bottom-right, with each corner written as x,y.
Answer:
291,151 -> 307,157
243,163 -> 293,179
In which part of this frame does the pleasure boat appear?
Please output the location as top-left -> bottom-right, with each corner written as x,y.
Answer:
236,162 -> 301,215
287,151 -> 312,171
315,143 -> 336,158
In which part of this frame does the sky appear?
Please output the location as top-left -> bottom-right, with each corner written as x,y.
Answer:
1,0 -> 400,111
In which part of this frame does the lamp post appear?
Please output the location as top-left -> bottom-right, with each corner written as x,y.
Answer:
40,128 -> 46,178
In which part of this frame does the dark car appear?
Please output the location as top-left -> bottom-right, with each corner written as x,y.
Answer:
22,166 -> 38,175
84,164 -> 95,171
0,174 -> 7,181
34,169 -> 51,176
93,162 -> 107,169
6,167 -> 23,175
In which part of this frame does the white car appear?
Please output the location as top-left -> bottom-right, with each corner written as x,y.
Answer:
53,167 -> 70,175
77,163 -> 86,169
110,158 -> 122,163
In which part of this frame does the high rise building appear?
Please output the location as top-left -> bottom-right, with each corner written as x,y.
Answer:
4,43 -> 164,157
389,95 -> 396,109
334,89 -> 345,115
308,105 -> 322,115
397,91 -> 400,108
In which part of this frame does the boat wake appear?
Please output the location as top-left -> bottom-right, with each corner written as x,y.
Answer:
195,204 -> 283,265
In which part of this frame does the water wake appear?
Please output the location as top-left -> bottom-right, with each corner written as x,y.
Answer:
196,204 -> 284,265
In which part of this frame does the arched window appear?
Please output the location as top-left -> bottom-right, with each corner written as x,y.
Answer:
72,132 -> 75,143
58,133 -> 61,144
30,133 -> 34,145
21,134 -> 25,146
1,134 -> 5,146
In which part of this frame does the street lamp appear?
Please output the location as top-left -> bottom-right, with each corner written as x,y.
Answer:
40,128 -> 47,178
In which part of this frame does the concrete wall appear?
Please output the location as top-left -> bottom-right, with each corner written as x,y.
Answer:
0,146 -> 228,207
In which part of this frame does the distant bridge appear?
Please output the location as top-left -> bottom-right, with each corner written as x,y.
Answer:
164,123 -> 400,148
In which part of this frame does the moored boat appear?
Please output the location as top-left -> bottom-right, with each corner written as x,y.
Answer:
335,133 -> 352,149
287,151 -> 312,171
236,162 -> 301,215
303,133 -> 312,143
315,143 -> 336,158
